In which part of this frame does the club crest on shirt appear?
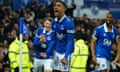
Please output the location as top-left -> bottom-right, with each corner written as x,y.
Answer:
104,33 -> 106,37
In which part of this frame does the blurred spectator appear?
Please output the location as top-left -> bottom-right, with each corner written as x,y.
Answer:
36,4 -> 46,19
66,2 -> 76,18
28,40 -> 35,72
0,25 -> 5,42
36,20 -> 43,29
13,23 -> 19,32
0,44 -> 10,72
3,40 -> 9,63
116,20 -> 120,35
70,39 -> 89,72
46,1 -> 55,18
3,40 -> 8,52
29,20 -> 36,32
7,29 -> 18,45
28,40 -> 35,63
30,0 -> 38,13
84,29 -> 92,44
82,14 -> 89,24
75,24 -> 86,40
8,26 -> 32,72
2,14 -> 12,36
0,6 -> 6,20
45,12 -> 52,19
75,25 -> 82,40
0,45 -> 4,72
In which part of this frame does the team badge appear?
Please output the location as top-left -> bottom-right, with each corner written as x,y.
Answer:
104,33 -> 106,37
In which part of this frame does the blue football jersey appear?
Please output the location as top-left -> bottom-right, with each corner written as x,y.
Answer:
33,27 -> 55,59
92,23 -> 118,60
52,15 -> 75,59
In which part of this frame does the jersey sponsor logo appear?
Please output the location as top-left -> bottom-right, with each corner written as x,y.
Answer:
103,39 -> 111,46
67,30 -> 75,33
56,32 -> 65,40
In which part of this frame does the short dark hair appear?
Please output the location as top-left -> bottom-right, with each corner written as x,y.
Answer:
107,12 -> 113,17
54,0 -> 67,8
108,12 -> 113,15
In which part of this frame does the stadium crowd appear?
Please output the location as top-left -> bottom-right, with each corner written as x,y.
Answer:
0,0 -> 120,72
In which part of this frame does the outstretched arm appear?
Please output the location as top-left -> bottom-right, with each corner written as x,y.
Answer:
113,36 -> 120,63
90,38 -> 97,63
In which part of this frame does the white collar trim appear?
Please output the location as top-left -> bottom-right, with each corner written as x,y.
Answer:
43,28 -> 52,35
104,23 -> 113,32
55,15 -> 66,23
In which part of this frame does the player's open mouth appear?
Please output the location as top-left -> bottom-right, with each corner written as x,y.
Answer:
54,10 -> 59,13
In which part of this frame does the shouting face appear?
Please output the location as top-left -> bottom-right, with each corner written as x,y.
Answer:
53,1 -> 66,18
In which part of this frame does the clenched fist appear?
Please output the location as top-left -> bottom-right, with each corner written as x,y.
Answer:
39,35 -> 46,43
40,53 -> 47,58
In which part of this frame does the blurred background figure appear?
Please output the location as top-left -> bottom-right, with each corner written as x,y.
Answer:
70,39 -> 89,72
8,12 -> 33,72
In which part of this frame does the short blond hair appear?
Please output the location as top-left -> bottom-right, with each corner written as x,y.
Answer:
43,17 -> 53,22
